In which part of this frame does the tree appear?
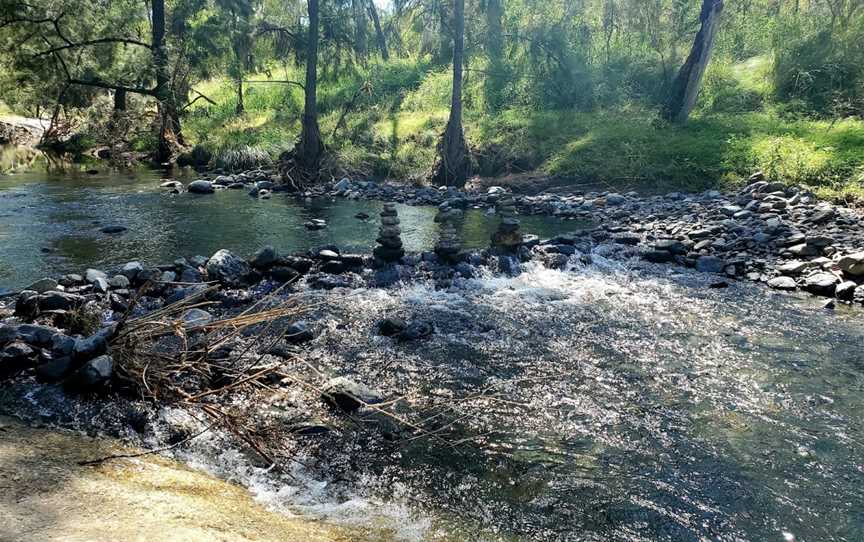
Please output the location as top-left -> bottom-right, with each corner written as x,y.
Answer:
297,0 -> 324,171
663,0 -> 725,124
366,0 -> 389,60
483,0 -> 506,112
432,0 -> 472,187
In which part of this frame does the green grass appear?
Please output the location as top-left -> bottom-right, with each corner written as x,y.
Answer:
185,57 -> 864,202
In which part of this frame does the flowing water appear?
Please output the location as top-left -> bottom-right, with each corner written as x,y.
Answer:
2,153 -> 863,541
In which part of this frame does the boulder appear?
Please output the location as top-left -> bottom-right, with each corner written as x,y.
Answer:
85,269 -> 107,284
64,354 -> 113,393
25,278 -> 58,294
251,246 -> 279,269
835,281 -> 857,302
803,273 -> 840,297
36,356 -> 74,383
17,324 -> 57,347
188,180 -> 215,194
767,276 -> 797,291
377,317 -> 407,337
206,249 -> 251,285
37,291 -> 84,312
838,252 -> 864,276
121,261 -> 145,281
269,266 -> 300,283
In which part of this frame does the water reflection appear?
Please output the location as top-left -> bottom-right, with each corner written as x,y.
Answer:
0,163 -> 587,288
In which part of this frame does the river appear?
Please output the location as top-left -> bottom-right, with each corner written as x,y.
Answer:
1,153 -> 862,541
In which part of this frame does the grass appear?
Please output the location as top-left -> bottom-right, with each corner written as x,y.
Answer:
184,57 -> 864,202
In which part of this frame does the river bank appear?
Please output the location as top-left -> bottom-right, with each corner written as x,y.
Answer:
0,415 -> 361,542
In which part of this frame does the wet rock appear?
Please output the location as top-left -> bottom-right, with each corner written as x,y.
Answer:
0,342 -> 35,377
51,333 -> 75,357
269,266 -> 300,283
643,250 -> 675,263
654,239 -> 688,255
25,278 -> 58,293
180,308 -> 213,328
109,275 -> 130,289
38,291 -> 84,312
285,321 -> 313,344
251,246 -> 279,270
321,377 -> 383,413
309,274 -> 352,290
59,274 -> 84,287
377,317 -> 407,337
72,328 -> 113,362
768,276 -> 797,291
696,256 -> 725,274
14,291 -> 40,318
398,320 -> 434,341
121,261 -> 144,281
355,212 -> 370,220
92,277 -> 109,294
85,269 -> 108,284
35,356 -> 74,382
100,225 -> 127,234
606,193 -> 626,206
838,252 -> 864,276
0,324 -> 19,345
206,249 -> 251,285
64,354 -> 113,393
17,324 -> 57,347
803,272 -> 840,297
835,281 -> 857,302
188,180 -> 215,194
304,219 -> 327,230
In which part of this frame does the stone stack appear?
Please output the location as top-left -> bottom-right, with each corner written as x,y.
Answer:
491,195 -> 523,251
373,203 -> 405,262
435,216 -> 462,263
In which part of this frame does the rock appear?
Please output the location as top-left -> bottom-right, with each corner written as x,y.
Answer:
35,356 -> 74,382
355,212 -> 370,220
92,277 -> 109,294
836,281 -> 857,301
777,261 -> 811,276
767,276 -> 797,291
654,239 -> 688,255
25,278 -> 58,293
304,219 -> 327,230
160,180 -> 183,188
51,333 -> 76,357
14,291 -> 40,318
803,272 -> 840,297
85,269 -> 108,284
788,243 -> 819,257
309,274 -> 352,290
109,275 -> 130,289
72,327 -> 113,361
696,256 -> 725,274
334,178 -> 352,191
398,320 -> 434,341
285,321 -> 313,344
180,308 -> 213,328
606,193 -> 626,206
321,377 -> 383,413
643,250 -> 675,263
377,317 -> 407,337
64,354 -> 113,393
100,225 -> 127,234
251,246 -> 279,269
1,342 -> 35,377
269,266 -> 300,283
0,324 -> 19,345
206,249 -> 251,285
37,291 -> 84,312
16,324 -> 55,347
59,274 -> 84,287
121,261 -> 145,281
188,180 -> 215,194
838,252 -> 864,276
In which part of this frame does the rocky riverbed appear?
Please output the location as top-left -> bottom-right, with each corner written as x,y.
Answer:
176,169 -> 864,305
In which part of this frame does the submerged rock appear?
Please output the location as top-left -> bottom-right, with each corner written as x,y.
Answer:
321,377 -> 383,413
377,317 -> 407,337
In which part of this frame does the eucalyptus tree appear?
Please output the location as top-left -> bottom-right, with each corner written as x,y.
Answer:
297,0 -> 324,171
432,0 -> 471,187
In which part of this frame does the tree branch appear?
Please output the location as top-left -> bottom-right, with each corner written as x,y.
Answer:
34,37 -> 152,57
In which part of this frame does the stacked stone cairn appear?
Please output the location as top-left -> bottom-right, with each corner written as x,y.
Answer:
373,203 -> 405,263
491,195 -> 523,251
435,203 -> 462,263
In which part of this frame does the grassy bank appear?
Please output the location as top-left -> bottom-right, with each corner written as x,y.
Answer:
185,59 -> 864,202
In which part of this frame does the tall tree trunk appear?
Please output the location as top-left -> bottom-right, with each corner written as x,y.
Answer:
114,89 -> 127,111
484,0 -> 505,112
432,0 -> 471,187
297,0 -> 324,171
663,0 -> 724,124
236,78 -> 245,114
353,0 -> 367,62
366,0 -> 389,61
152,0 -> 177,162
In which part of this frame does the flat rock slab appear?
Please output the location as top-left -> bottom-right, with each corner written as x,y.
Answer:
0,417 -> 356,542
